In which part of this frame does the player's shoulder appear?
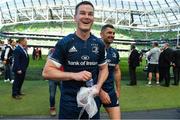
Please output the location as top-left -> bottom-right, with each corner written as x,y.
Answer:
110,47 -> 118,53
58,34 -> 75,44
90,34 -> 104,45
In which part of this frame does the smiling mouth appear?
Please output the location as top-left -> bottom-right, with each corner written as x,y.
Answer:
82,20 -> 91,24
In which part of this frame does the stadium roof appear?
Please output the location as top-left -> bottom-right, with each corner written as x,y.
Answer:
0,0 -> 180,32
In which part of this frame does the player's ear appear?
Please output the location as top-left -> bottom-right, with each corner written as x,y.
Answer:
100,32 -> 103,38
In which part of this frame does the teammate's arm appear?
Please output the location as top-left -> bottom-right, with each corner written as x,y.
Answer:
114,64 -> 121,98
95,63 -> 108,94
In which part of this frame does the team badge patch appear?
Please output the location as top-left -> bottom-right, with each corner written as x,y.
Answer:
112,52 -> 117,58
92,45 -> 99,54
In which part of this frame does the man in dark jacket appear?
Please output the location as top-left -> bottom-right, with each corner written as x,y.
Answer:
12,37 -> 29,99
128,44 -> 140,85
158,43 -> 173,87
172,46 -> 180,85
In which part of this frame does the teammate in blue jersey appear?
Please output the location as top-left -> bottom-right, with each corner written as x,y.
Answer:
42,1 -> 108,119
99,24 -> 121,119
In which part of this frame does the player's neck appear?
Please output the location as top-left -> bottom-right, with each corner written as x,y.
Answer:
105,44 -> 110,48
75,30 -> 90,41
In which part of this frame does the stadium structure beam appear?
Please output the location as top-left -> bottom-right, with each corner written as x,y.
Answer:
0,3 -> 179,32
157,1 -> 170,25
165,0 -> 178,20
149,1 -> 160,24
142,1 -> 151,24
173,0 -> 180,7
0,7 -> 3,24
135,1 -> 143,25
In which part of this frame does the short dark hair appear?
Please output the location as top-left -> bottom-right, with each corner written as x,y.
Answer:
101,24 -> 115,32
75,1 -> 94,15
7,38 -> 13,43
153,41 -> 158,46
18,37 -> 26,43
131,44 -> 136,49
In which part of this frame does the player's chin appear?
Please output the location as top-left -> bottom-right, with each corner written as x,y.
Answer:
108,39 -> 113,43
83,23 -> 92,28
80,26 -> 91,32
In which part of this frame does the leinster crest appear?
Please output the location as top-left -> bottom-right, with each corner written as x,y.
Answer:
92,45 -> 99,54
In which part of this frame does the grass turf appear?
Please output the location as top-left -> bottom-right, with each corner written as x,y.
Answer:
0,56 -> 180,115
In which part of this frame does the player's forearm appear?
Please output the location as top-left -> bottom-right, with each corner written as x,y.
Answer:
42,60 -> 74,81
115,68 -> 121,91
97,64 -> 108,89
42,68 -> 74,81
115,76 -> 121,92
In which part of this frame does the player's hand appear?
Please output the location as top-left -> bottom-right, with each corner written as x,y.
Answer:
116,89 -> 120,98
99,89 -> 111,104
90,85 -> 100,96
3,60 -> 7,64
73,70 -> 92,81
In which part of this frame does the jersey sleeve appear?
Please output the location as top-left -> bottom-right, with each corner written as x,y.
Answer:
115,49 -> 120,64
98,41 -> 107,66
50,39 -> 65,65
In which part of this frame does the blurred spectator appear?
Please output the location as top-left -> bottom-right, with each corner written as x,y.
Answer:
32,47 -> 42,60
35,48 -> 39,60
47,48 -> 61,116
158,43 -> 173,87
3,39 -> 16,83
38,48 -> 42,60
0,40 -> 5,75
128,44 -> 140,85
146,42 -> 161,85
172,46 -> 180,85
12,37 -> 29,100
32,47 -> 36,60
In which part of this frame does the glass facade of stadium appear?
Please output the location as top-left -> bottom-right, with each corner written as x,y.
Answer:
0,0 -> 180,31
0,0 -> 180,55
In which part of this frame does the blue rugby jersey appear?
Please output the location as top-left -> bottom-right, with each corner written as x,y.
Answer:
50,33 -> 106,105
102,47 -> 120,93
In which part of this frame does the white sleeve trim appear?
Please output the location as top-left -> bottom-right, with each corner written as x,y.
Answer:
98,61 -> 107,67
49,59 -> 62,68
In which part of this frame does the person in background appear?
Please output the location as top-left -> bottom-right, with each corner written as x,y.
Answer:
32,47 -> 36,60
38,48 -> 42,60
12,37 -> 29,100
172,46 -> 180,85
158,43 -> 173,87
42,1 -> 108,119
47,48 -> 61,116
0,40 -> 5,75
99,24 -> 121,119
3,39 -> 16,83
146,42 -> 161,85
128,44 -> 140,86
